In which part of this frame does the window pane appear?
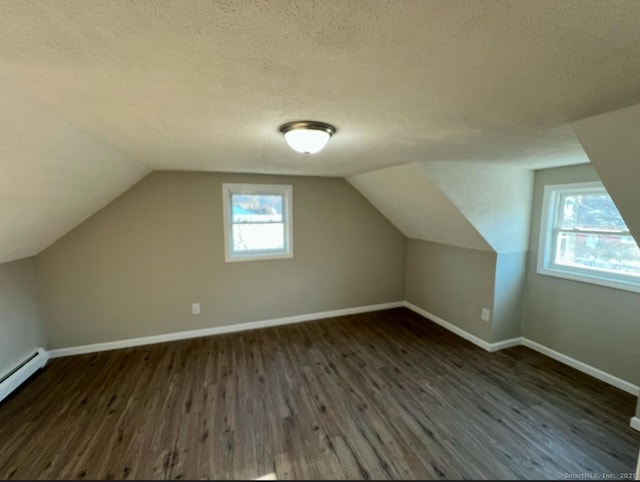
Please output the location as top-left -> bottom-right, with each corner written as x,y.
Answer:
232,223 -> 285,252
554,232 -> 640,277
231,194 -> 283,223
559,193 -> 628,231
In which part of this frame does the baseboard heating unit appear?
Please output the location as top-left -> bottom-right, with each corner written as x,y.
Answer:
0,348 -> 48,404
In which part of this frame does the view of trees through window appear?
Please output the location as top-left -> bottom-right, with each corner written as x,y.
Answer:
555,192 -> 640,277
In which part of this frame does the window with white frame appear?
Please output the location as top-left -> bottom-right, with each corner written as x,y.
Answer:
222,183 -> 293,262
537,181 -> 640,292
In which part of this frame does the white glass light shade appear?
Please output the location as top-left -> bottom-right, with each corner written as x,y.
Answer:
280,121 -> 336,154
283,128 -> 331,154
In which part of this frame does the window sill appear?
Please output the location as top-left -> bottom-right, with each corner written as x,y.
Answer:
536,265 -> 640,294
225,252 -> 293,263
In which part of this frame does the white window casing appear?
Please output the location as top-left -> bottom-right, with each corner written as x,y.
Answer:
537,181 -> 640,293
222,183 -> 293,262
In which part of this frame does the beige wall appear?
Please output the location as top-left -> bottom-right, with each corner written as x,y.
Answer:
37,172 -> 406,349
492,251 -> 527,342
0,257 -> 46,378
405,239 -> 496,342
522,164 -> 640,386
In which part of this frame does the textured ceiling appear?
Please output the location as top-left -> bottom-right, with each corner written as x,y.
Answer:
422,163 -> 534,253
349,162 -> 534,253
2,0 -> 640,263
349,163 -> 492,252
0,82 -> 148,263
1,0 -> 640,177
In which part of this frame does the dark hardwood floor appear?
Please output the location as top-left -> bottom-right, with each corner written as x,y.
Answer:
0,308 -> 638,480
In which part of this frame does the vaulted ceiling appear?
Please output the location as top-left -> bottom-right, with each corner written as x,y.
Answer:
2,0 -> 640,263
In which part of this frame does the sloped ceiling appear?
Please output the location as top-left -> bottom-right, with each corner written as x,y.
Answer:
0,83 -> 149,263
349,162 -> 534,254
422,163 -> 534,253
573,104 -> 640,243
1,1 -> 640,262
349,163 -> 492,252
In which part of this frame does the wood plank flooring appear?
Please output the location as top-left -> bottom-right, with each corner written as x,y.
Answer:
0,308 -> 638,480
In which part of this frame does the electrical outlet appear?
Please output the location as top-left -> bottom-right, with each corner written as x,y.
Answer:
481,308 -> 490,322
192,302 -> 201,315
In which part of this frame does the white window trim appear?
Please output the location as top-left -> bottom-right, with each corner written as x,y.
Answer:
222,183 -> 293,263
537,181 -> 640,293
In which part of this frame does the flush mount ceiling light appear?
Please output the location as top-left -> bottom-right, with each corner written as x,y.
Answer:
279,121 -> 336,154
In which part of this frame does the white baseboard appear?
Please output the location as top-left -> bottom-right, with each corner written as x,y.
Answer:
488,337 -> 523,352
521,338 -> 639,396
0,348 -> 48,403
47,300 -> 640,400
48,301 -> 404,358
403,301 -> 639,396
630,416 -> 640,432
404,301 -> 517,353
